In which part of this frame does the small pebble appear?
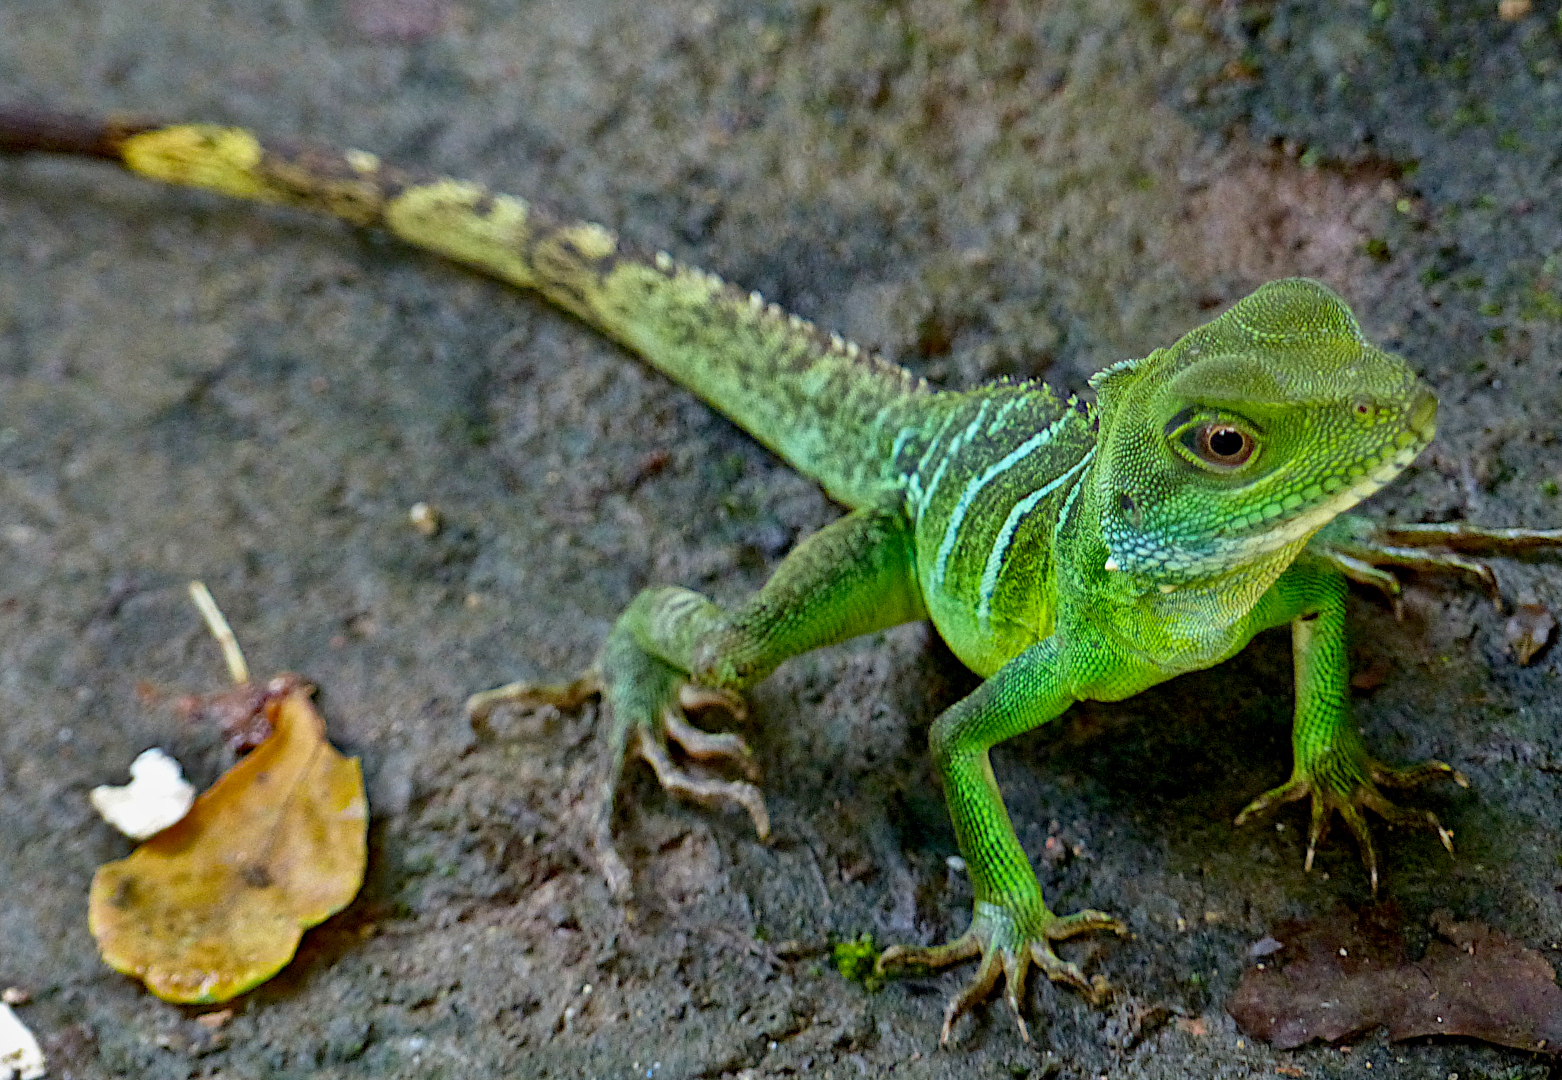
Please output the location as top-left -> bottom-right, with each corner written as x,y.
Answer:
409,502 -> 441,537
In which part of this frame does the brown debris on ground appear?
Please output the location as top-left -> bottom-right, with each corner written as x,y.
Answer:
89,680 -> 368,1004
1505,592 -> 1556,665
1228,908 -> 1562,1053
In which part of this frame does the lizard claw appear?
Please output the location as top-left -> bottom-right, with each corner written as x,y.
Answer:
1237,753 -> 1462,896
473,629 -> 767,899
465,672 -> 602,729
876,902 -> 1123,1045
633,712 -> 769,833
1312,514 -> 1562,613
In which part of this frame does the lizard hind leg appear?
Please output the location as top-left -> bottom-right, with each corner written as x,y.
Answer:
469,499 -> 927,899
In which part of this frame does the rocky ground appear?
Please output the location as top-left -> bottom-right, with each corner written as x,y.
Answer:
2,1 -> 1561,1077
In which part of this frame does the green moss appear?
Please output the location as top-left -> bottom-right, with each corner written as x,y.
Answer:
1521,286 -> 1562,322
832,932 -> 884,991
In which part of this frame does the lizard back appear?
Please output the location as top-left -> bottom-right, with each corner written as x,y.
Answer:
899,383 -> 1096,676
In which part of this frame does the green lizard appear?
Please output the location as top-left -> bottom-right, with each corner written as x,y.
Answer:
6,109 -> 1559,1044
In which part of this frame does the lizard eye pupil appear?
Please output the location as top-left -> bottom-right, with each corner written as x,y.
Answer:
1193,424 -> 1254,467
1208,428 -> 1244,456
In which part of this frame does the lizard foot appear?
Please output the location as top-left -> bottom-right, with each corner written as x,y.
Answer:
1236,751 -> 1467,896
1313,514 -> 1562,611
466,640 -> 768,899
875,901 -> 1124,1045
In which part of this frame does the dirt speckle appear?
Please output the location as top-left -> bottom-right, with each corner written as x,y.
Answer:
1174,152 -> 1397,304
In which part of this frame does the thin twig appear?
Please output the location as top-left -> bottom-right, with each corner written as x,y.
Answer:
188,581 -> 250,685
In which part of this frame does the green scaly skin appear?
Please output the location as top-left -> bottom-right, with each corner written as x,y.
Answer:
8,111 -> 1559,1045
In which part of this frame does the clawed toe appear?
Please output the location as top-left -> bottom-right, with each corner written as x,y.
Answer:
1370,758 -> 1467,791
635,730 -> 771,839
678,683 -> 748,720
465,672 -> 601,727
1045,908 -> 1127,943
942,948 -> 1008,1045
663,701 -> 760,779
876,905 -> 1121,1046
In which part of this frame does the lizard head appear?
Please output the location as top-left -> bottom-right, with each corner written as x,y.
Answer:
1087,278 -> 1435,585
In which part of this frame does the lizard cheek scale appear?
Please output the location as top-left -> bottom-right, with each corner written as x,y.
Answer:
7,111 -> 1562,1047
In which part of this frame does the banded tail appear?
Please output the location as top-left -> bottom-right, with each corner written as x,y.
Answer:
0,107 -> 931,508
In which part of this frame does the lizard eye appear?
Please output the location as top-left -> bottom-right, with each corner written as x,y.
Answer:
1182,422 -> 1255,469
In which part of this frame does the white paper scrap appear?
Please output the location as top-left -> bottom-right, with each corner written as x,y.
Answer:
0,1002 -> 45,1080
90,748 -> 196,840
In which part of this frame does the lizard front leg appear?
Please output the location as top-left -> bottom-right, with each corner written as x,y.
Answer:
470,498 -> 926,897
1235,558 -> 1465,893
876,636 -> 1128,1045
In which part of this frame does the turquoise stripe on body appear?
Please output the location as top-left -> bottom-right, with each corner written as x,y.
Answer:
976,447 -> 1095,629
933,414 -> 1071,589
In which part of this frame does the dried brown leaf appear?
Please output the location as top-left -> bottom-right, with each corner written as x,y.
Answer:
1227,911 -> 1562,1053
89,683 -> 367,1003
176,676 -> 298,753
1506,600 -> 1555,665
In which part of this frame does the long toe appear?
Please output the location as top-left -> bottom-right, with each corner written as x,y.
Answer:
1304,795 -> 1332,873
875,932 -> 982,977
678,683 -> 748,721
1337,802 -> 1380,895
1369,758 -> 1466,790
1044,908 -> 1126,942
1235,777 -> 1311,826
1360,789 -> 1456,855
466,672 -> 601,725
636,734 -> 771,839
940,948 -> 1005,1047
1029,940 -> 1106,1002
662,707 -> 759,779
1002,950 -> 1033,1043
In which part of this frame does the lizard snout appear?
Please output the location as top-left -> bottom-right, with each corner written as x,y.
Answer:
1407,386 -> 1437,441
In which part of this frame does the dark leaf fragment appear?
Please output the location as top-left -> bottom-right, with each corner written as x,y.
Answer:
1505,597 -> 1555,665
1227,910 -> 1562,1053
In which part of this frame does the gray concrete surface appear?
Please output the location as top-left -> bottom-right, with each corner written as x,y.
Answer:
1,1 -> 1559,1077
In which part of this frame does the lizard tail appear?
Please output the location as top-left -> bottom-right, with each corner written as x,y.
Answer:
0,106 -> 931,508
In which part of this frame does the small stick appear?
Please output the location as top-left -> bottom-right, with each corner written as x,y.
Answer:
187,581 -> 250,685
